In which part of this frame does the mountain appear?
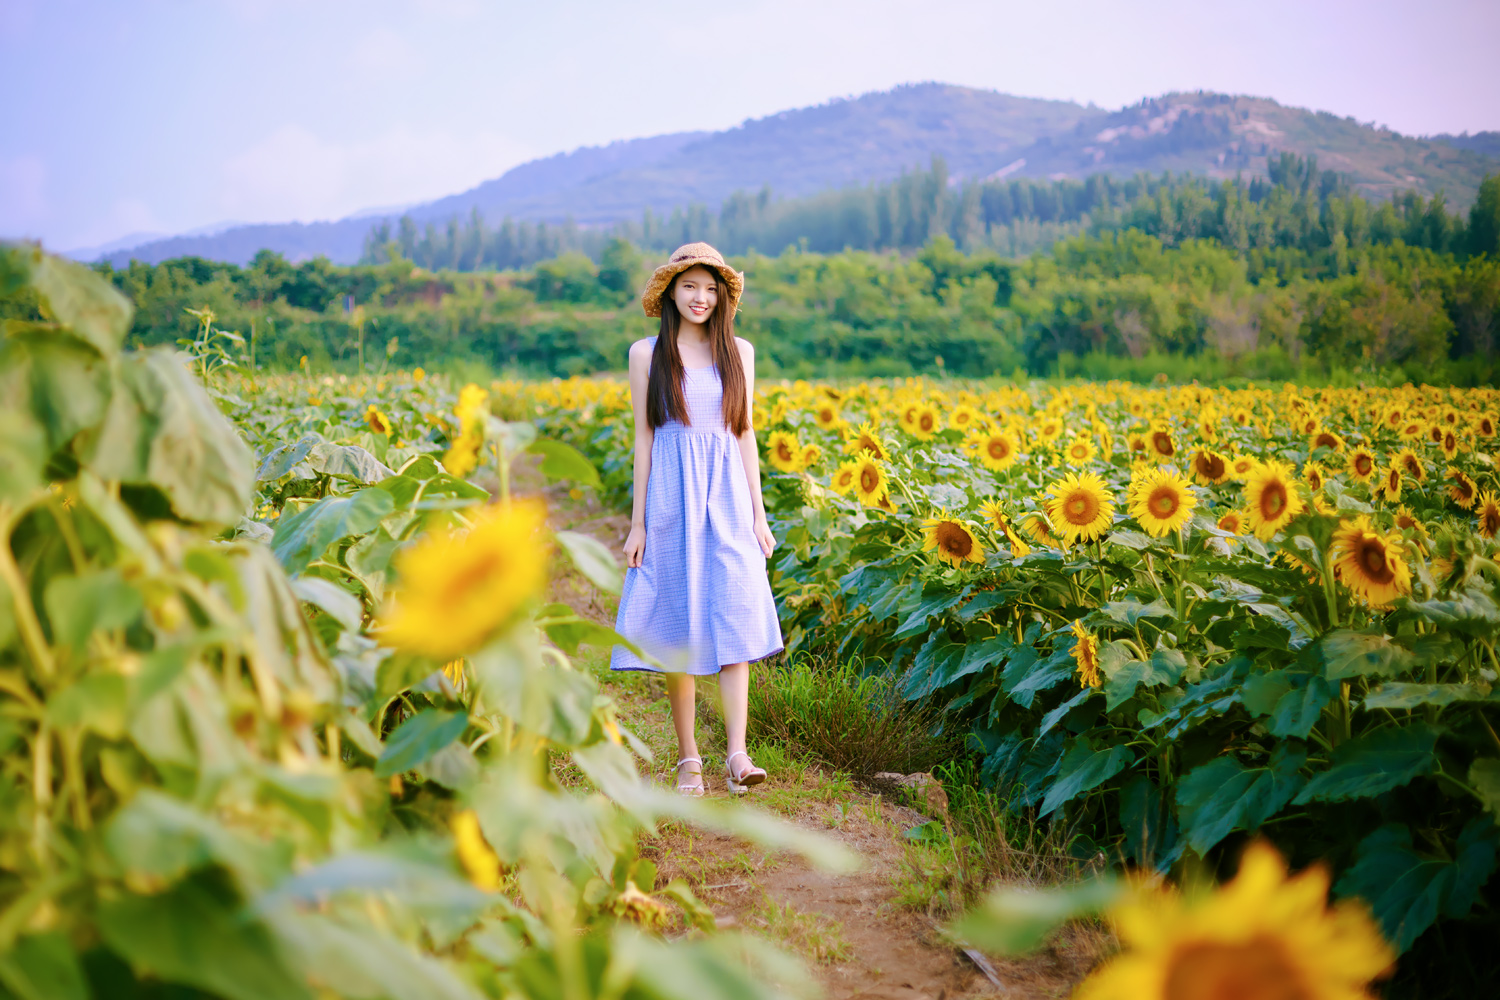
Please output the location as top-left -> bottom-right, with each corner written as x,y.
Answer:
97,84 -> 1499,267
1008,93 -> 1500,206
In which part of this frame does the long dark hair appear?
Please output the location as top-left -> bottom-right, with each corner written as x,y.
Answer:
645,267 -> 748,435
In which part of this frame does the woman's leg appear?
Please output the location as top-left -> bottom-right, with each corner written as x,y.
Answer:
718,661 -> 750,771
665,671 -> 699,763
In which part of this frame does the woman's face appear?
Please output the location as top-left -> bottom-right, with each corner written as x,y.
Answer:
671,265 -> 718,326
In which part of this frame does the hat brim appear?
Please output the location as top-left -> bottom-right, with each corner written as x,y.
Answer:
641,257 -> 744,318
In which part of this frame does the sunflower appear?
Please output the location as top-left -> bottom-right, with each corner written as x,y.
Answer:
1399,420 -> 1424,440
1034,417 -> 1065,445
1381,406 -> 1405,431
1148,426 -> 1176,460
1216,509 -> 1245,536
1189,448 -> 1230,485
1231,406 -> 1253,426
1018,511 -> 1066,549
766,430 -> 804,473
1127,433 -> 1149,457
1243,459 -> 1305,539
1445,467 -> 1478,509
843,422 -> 891,460
800,443 -> 823,468
1375,465 -> 1403,504
922,518 -> 984,568
1303,461 -> 1327,493
1064,435 -> 1097,466
381,500 -> 550,659
948,403 -> 981,432
1332,515 -> 1412,608
1441,429 -> 1459,460
907,403 -> 940,440
1393,448 -> 1426,483
852,457 -> 890,508
1044,471 -> 1116,544
1478,490 -> 1500,539
977,501 -> 1032,558
1309,429 -> 1345,452
1128,468 -> 1198,537
1070,621 -> 1101,689
1074,841 -> 1393,1000
971,429 -> 1019,471
1345,448 -> 1376,484
1393,505 -> 1427,539
1479,414 -> 1497,437
752,407 -> 769,432
830,460 -> 859,496
1228,453 -> 1260,481
365,405 -> 392,436
813,401 -> 841,431
1425,423 -> 1445,447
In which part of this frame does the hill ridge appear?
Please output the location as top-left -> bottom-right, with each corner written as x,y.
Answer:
94,83 -> 1498,267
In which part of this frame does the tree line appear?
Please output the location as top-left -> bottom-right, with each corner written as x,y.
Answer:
64,163 -> 1500,385
360,154 -> 1500,271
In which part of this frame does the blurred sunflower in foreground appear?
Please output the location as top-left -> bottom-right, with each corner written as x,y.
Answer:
1075,841 -> 1393,1000
381,500 -> 550,659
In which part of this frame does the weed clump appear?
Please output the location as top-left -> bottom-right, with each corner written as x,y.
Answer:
747,656 -> 965,776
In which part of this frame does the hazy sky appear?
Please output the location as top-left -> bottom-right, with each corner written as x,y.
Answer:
4,0 -> 1497,252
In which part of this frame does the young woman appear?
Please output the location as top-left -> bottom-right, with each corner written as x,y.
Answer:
610,243 -> 784,796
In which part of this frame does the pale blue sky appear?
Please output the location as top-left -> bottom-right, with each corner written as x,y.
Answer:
3,0 -> 1497,252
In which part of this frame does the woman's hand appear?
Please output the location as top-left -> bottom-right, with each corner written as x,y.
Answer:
753,517 -> 775,558
623,524 -> 646,568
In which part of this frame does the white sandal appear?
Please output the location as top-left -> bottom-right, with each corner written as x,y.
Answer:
674,756 -> 706,797
725,751 -> 766,795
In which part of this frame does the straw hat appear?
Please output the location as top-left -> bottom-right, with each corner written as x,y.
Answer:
640,242 -> 745,318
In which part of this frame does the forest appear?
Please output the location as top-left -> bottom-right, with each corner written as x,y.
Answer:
74,157 -> 1500,385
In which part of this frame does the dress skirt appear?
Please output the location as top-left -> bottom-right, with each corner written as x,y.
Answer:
610,363 -> 784,675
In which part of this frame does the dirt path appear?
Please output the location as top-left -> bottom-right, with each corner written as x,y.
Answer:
522,462 -> 1102,998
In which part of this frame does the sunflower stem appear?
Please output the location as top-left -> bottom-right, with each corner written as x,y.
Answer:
1320,544 -> 1341,630
1093,540 -> 1108,605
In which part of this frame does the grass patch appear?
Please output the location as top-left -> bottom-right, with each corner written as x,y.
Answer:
747,894 -> 853,965
888,759 -> 1099,917
748,655 -> 966,776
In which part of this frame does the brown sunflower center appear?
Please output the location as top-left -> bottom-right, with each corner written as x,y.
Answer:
1314,433 -> 1337,448
1063,491 -> 1100,525
1152,432 -> 1175,456
935,522 -> 972,557
1354,455 -> 1373,476
1198,454 -> 1226,479
1260,482 -> 1287,518
1308,470 -> 1323,490
1163,937 -> 1311,1000
1484,507 -> 1500,535
776,442 -> 794,460
988,438 -> 1010,460
1149,485 -> 1181,518
1402,456 -> 1420,477
1071,444 -> 1089,459
1359,539 -> 1394,583
860,467 -> 880,493
919,413 -> 935,431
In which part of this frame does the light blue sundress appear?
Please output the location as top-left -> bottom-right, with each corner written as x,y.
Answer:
610,342 -> 784,675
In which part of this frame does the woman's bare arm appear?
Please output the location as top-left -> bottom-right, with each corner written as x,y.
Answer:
733,339 -> 774,558
623,340 -> 654,568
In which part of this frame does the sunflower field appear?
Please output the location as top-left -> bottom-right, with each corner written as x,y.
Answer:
0,244 -> 855,1000
521,368 -> 1500,964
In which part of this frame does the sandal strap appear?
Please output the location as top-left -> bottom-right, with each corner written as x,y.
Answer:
676,756 -> 702,769
726,751 -> 763,779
